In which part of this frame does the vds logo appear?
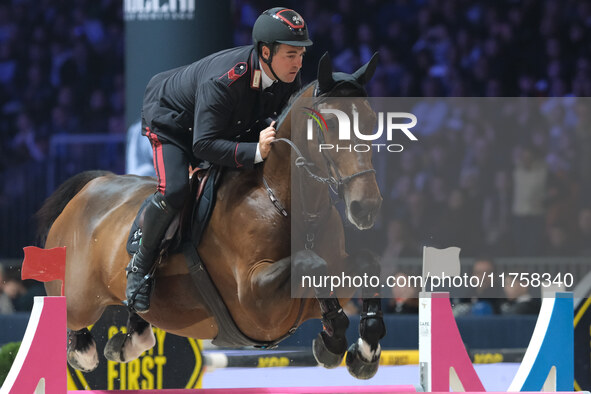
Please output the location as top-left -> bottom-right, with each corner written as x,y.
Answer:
304,106 -> 418,153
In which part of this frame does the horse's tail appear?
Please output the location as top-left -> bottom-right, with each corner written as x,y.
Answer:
36,170 -> 112,247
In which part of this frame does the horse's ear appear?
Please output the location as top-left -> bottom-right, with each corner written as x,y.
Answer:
353,52 -> 379,85
317,52 -> 334,93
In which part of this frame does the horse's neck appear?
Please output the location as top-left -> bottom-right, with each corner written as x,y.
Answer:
262,85 -> 330,220
262,110 -> 291,192
262,85 -> 313,195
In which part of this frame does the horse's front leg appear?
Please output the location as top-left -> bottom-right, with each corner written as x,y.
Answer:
345,249 -> 386,379
243,250 -> 350,363
104,311 -> 155,363
289,249 -> 350,368
67,328 -> 99,372
313,296 -> 350,368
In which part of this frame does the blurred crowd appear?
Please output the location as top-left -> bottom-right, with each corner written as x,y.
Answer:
0,0 -> 124,172
2,0 -> 591,312
0,0 -> 124,256
371,256 -> 542,317
235,0 -> 591,316
234,0 -> 591,258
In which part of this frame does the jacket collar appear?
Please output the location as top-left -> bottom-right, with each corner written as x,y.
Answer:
249,49 -> 262,90
260,67 -> 276,90
249,47 -> 300,91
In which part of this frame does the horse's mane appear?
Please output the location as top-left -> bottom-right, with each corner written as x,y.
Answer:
275,79 -> 367,130
275,80 -> 315,130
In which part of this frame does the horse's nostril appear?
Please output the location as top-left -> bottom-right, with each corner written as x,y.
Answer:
350,199 -> 381,225
350,201 -> 363,218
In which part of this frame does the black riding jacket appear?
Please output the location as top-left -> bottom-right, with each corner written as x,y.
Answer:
141,45 -> 301,168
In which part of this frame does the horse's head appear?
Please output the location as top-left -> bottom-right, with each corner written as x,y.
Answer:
300,52 -> 383,230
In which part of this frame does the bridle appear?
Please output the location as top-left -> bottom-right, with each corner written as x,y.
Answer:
272,135 -> 375,199
263,81 -> 376,248
271,80 -> 376,195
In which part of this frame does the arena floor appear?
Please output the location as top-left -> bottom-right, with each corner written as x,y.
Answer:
201,363 -> 521,391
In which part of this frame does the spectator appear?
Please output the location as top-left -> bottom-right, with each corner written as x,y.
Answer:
379,218 -> 421,281
511,145 -> 548,256
82,88 -> 110,134
383,272 -> 419,314
2,266 -> 45,312
545,156 -> 578,237
3,277 -> 26,312
125,120 -> 155,177
9,111 -> 45,164
574,99 -> 591,202
576,208 -> 591,256
0,265 -> 15,314
453,257 -> 504,315
482,170 -> 512,255
430,188 -> 477,255
500,274 -> 541,315
544,223 -> 574,256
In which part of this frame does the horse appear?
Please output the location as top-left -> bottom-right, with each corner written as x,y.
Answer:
37,52 -> 385,379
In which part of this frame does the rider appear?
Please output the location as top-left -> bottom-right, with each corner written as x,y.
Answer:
125,8 -> 313,313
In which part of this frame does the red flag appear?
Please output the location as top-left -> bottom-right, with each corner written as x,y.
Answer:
22,246 -> 66,296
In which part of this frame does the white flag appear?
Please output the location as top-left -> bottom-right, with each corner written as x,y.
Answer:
421,246 -> 461,291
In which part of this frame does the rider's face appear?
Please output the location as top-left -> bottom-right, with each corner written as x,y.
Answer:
262,44 -> 306,83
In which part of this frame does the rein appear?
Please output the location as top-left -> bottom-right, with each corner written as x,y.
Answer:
263,81 -> 375,221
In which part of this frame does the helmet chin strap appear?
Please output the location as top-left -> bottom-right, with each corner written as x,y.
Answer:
262,50 -> 284,83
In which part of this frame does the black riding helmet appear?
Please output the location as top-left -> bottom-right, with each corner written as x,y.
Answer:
252,7 -> 313,81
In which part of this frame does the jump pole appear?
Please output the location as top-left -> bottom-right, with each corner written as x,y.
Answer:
0,295 -> 583,394
0,294 -> 418,393
0,293 -> 574,394
507,292 -> 574,391
419,291 -> 574,392
0,244 -> 581,393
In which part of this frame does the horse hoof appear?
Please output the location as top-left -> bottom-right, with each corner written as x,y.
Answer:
104,332 -> 129,363
67,345 -> 99,372
67,328 -> 99,372
312,332 -> 346,369
345,340 -> 380,380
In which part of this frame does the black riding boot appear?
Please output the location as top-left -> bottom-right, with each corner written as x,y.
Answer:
125,193 -> 177,313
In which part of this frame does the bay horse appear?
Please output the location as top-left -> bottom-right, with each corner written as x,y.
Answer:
37,53 -> 385,379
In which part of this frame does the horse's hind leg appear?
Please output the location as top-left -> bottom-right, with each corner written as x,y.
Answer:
67,328 -> 99,372
345,249 -> 385,379
104,310 -> 155,363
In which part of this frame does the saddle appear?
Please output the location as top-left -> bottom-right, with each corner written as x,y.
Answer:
126,166 -> 221,257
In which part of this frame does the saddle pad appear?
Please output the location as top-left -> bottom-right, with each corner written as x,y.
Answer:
191,165 -> 220,247
126,166 -> 221,256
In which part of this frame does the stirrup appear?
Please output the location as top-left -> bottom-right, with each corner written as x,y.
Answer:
124,253 -> 158,312
124,273 -> 154,312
